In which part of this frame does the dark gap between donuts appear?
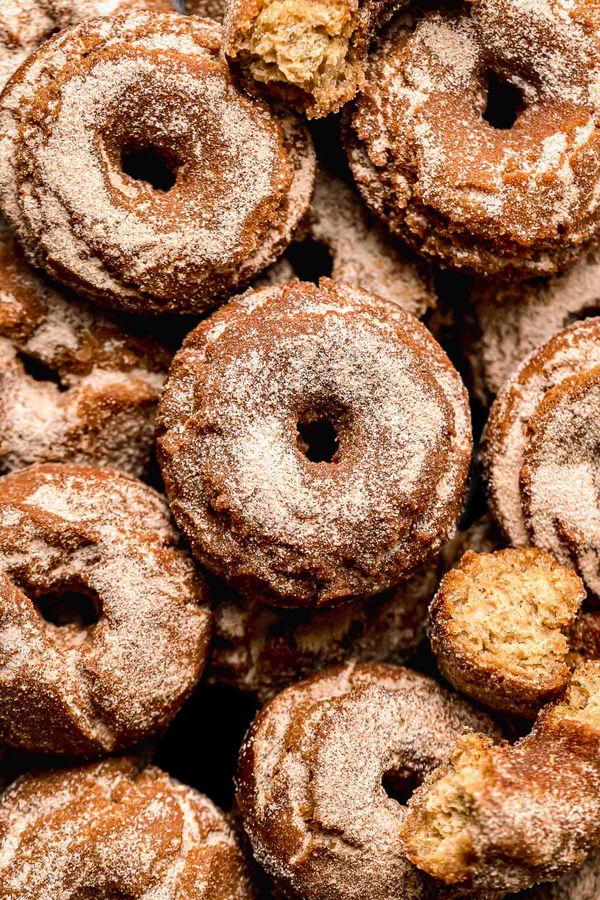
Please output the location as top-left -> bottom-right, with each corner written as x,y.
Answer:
482,71 -> 525,130
297,417 -> 339,463
34,587 -> 101,630
121,144 -> 180,192
17,352 -> 66,391
286,237 -> 334,284
382,770 -> 423,807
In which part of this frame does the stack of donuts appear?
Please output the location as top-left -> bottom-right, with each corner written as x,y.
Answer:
0,0 -> 598,896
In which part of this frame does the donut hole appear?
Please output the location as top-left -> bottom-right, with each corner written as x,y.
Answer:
482,71 -> 525,130
17,352 -> 66,391
286,237 -> 333,283
34,585 -> 101,633
121,143 -> 181,193
297,415 -> 340,463
382,769 -> 422,806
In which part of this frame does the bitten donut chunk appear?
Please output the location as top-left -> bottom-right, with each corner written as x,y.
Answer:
0,12 -> 315,315
0,463 -> 211,757
0,232 -> 171,477
209,556 -> 438,700
346,0 -> 600,279
402,661 -> 600,894
224,0 -> 404,118
0,0 -> 172,93
0,757 -> 257,898
429,548 -> 586,717
482,318 -> 600,603
236,662 -> 499,899
157,279 -> 472,608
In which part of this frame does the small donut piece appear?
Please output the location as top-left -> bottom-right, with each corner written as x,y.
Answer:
157,279 -> 472,608
0,463 -> 211,757
236,661 -> 499,899
0,232 -> 171,477
0,12 -> 315,315
302,168 -> 435,318
346,1 -> 600,279
482,318 -> 600,602
402,661 -> 600,894
429,548 -> 586,717
209,556 -> 438,701
0,757 -> 257,898
0,0 -> 173,93
465,245 -> 600,406
223,0 -> 405,118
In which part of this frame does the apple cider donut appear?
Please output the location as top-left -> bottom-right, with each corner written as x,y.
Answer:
0,12 -> 315,315
402,661 -> 600,894
236,661 -> 499,899
0,757 -> 257,898
209,556 -> 439,701
429,548 -> 586,718
346,0 -> 600,279
157,279 -> 472,608
0,463 -> 211,757
482,318 -> 600,603
223,0 -> 405,118
465,245 -> 600,406
0,232 -> 171,477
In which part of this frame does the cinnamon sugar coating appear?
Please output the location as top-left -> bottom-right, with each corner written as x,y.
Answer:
185,0 -> 225,18
208,556 -> 439,701
0,757 -> 257,898
0,463 -> 211,757
224,0 -> 405,118
482,318 -> 600,603
0,12 -> 315,315
402,661 -> 600,894
429,548 -> 586,717
0,231 -> 171,477
521,851 -> 600,898
157,279 -> 472,608
465,245 -> 600,406
236,661 -> 499,899
346,0 -> 600,279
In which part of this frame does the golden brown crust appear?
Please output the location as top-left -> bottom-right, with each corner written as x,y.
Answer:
236,661 -> 500,899
0,757 -> 257,898
0,12 -> 315,315
224,0 -> 405,118
402,662 -> 600,894
0,463 -> 211,757
429,548 -> 586,717
346,0 -> 600,279
157,279 -> 472,608
0,231 -> 171,477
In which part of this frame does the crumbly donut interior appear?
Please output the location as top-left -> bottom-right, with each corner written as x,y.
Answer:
234,0 -> 356,105
552,661 -> 600,729
404,734 -> 492,882
447,551 -> 582,679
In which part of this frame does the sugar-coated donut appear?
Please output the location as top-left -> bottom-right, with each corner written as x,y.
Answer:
465,245 -> 600,406
522,851 -> 600,899
0,231 -> 171,477
0,12 -> 315,315
0,0 -> 173,92
157,279 -> 471,608
402,661 -> 600,894
0,757 -> 257,898
224,0 -> 404,118
346,0 -> 600,279
209,556 -> 439,701
429,548 -> 586,717
482,318 -> 600,603
236,661 -> 499,899
0,463 -> 211,757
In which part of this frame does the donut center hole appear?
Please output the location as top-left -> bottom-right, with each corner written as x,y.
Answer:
17,352 -> 66,391
35,587 -> 101,631
297,416 -> 339,463
121,143 -> 180,192
483,71 -> 525,130
382,770 -> 423,806
286,238 -> 333,283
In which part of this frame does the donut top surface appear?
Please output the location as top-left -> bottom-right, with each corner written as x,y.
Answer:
157,279 -> 471,607
0,757 -> 257,898
0,463 -> 211,756
0,11 -> 315,314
